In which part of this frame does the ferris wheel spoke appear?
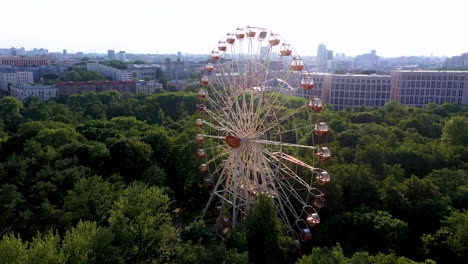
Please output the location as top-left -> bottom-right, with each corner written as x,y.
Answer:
250,139 -> 316,150
254,105 -> 307,140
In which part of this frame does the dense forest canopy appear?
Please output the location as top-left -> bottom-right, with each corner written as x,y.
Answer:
0,91 -> 466,264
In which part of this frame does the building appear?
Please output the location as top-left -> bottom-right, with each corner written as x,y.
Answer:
296,73 -> 329,100
444,52 -> 468,68
128,64 -> 164,80
116,51 -> 126,62
316,44 -> 329,72
0,71 -> 34,90
57,80 -> 136,94
391,70 -> 468,107
296,73 -> 391,110
86,63 -> 133,81
10,84 -> 58,101
353,50 -> 379,70
164,58 -> 189,80
108,50 -> 115,60
0,56 -> 51,67
136,81 -> 162,94
328,74 -> 391,110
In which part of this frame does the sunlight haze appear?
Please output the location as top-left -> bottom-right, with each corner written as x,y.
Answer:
1,0 -> 466,57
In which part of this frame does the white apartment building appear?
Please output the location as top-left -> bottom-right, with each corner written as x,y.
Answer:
86,63 -> 133,81
391,71 -> 468,107
10,84 -> 58,102
136,81 -> 163,94
0,71 -> 34,90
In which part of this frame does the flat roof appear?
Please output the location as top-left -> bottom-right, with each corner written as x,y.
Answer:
58,81 -> 135,85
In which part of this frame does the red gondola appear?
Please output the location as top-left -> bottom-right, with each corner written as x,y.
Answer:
314,122 -> 329,136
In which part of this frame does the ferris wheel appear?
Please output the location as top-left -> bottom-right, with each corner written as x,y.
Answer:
196,26 -> 331,245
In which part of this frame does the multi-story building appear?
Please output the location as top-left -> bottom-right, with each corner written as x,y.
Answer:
328,74 -> 391,110
0,56 -> 50,67
0,71 -> 34,90
116,51 -> 126,62
316,44 -> 329,72
136,81 -> 163,94
296,73 -> 391,110
164,58 -> 189,80
128,64 -> 164,80
296,73 -> 329,100
57,80 -> 136,94
391,70 -> 468,107
10,84 -> 58,101
444,52 -> 468,68
108,50 -> 115,60
353,50 -> 379,70
86,63 -> 133,81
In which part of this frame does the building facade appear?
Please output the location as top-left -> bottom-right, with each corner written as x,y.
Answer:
0,56 -> 50,67
10,84 -> 58,101
391,71 -> 468,107
328,74 -> 391,110
0,71 -> 34,90
57,81 -> 137,94
136,81 -> 163,94
444,52 -> 468,68
108,50 -> 115,60
86,63 -> 133,81
128,64 -> 164,80
316,44 -> 329,72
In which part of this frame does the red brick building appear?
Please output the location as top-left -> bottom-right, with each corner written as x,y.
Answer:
0,56 -> 51,67
57,80 -> 136,94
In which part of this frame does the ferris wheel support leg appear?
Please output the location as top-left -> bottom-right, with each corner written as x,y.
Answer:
201,152 -> 233,221
231,149 -> 241,229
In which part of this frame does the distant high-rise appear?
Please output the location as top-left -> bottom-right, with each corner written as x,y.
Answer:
108,50 -> 115,60
317,44 -> 330,72
63,49 -> 67,56
116,51 -> 126,62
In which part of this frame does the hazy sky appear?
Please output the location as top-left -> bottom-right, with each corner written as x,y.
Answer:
1,0 -> 466,57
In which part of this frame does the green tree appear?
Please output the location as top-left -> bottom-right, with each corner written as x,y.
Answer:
63,176 -> 120,225
296,244 -> 348,264
61,221 -> 99,264
0,97 -> 23,130
109,182 -> 176,263
28,231 -> 65,264
442,116 -> 468,146
244,195 -> 292,264
0,233 -> 28,264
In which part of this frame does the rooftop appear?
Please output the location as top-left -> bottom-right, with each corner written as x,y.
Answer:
12,84 -> 56,89
58,81 -> 135,85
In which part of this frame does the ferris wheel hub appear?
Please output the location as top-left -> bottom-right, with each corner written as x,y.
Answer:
225,135 -> 241,148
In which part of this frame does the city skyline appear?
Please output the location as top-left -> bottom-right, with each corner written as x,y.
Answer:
1,0 -> 466,58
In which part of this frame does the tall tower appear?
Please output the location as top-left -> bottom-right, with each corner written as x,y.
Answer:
108,50 -> 115,60
317,44 -> 328,72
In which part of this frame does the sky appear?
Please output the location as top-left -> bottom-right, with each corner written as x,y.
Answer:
0,0 -> 466,58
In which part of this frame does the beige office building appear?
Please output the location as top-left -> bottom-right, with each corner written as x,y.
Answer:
391,71 -> 468,107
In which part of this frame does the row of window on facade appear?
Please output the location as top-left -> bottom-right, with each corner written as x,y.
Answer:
401,81 -> 465,89
333,78 -> 391,84
331,91 -> 391,99
401,89 -> 463,97
332,84 -> 391,91
400,75 -> 466,81
400,96 -> 462,105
